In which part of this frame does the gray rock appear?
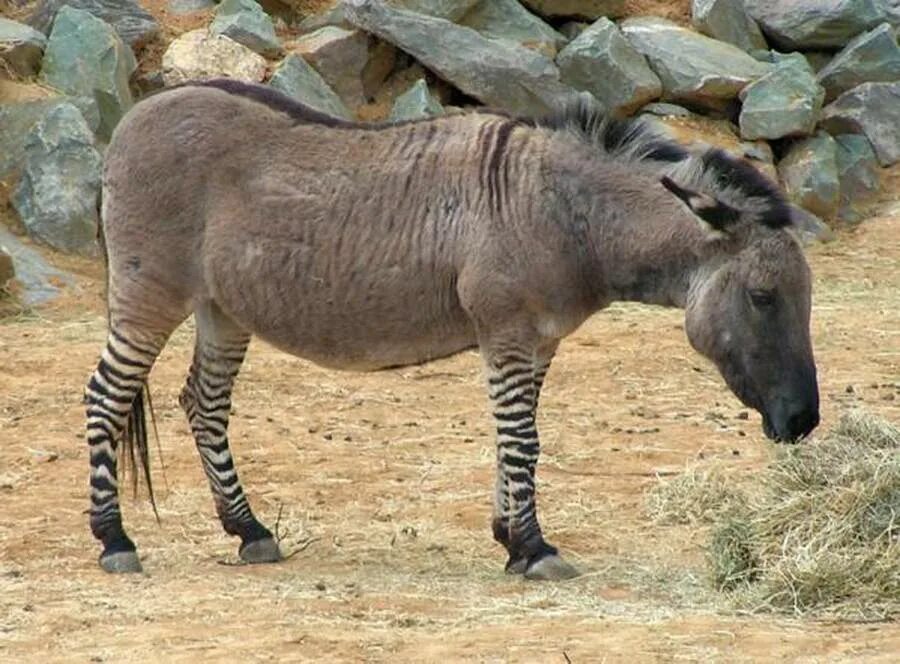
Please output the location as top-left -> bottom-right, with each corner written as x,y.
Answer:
777,131 -> 840,219
268,53 -> 353,119
28,0 -> 159,48
389,78 -> 443,119
0,96 -> 98,179
392,0 -> 480,20
739,58 -> 824,140
874,0 -> 900,25
745,0 -> 885,50
557,18 -> 661,115
691,0 -> 768,52
740,140 -> 775,164
460,0 -> 566,56
345,0 -> 583,116
0,17 -> 47,77
750,49 -> 815,73
640,102 -> 693,117
39,6 -> 135,142
11,103 -> 103,256
162,29 -> 268,85
788,205 -> 835,245
291,26 -> 395,107
559,21 -> 589,40
520,1 -> 626,19
210,0 -> 282,57
820,82 -> 900,166
620,17 -> 771,108
0,226 -> 77,305
816,23 -> 900,102
834,133 -> 881,222
168,0 -> 216,14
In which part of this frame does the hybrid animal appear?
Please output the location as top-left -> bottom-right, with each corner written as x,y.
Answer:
85,80 -> 819,579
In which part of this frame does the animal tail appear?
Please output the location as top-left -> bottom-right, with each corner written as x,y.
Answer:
96,189 -> 164,522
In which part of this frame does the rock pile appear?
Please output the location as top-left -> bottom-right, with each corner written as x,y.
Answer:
0,0 -> 898,284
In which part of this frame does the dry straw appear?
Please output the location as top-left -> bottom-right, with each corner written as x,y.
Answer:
648,410 -> 900,620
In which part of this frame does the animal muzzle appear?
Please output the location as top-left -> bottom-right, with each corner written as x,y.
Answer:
761,394 -> 820,443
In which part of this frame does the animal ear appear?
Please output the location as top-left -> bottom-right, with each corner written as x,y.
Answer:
660,175 -> 741,237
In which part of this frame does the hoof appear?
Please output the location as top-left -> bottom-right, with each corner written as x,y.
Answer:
505,556 -> 528,575
99,550 -> 142,574
524,553 -> 579,581
239,537 -> 282,564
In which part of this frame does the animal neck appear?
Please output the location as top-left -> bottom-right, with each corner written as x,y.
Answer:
588,203 -> 713,310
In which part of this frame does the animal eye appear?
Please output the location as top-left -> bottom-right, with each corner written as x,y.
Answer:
749,289 -> 775,307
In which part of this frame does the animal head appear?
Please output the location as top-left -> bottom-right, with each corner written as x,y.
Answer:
662,154 -> 819,443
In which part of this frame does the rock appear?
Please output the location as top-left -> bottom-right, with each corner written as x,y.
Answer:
620,17 -> 771,108
875,0 -> 900,25
559,21 -> 589,40
389,78 -> 443,120
460,0 -> 566,56
745,0 -> 885,50
834,134 -> 881,222
739,58 -> 824,140
11,103 -> 102,256
393,0 -> 481,20
0,246 -> 14,289
28,0 -> 159,48
750,49 -> 814,73
345,1 -> 582,116
691,0 -> 768,52
0,226 -> 77,305
169,0 -> 216,14
777,131 -> 840,219
0,18 -> 47,77
38,7 -> 134,142
291,26 -> 395,107
816,23 -> 900,102
640,102 -> 693,117
0,96 -> 98,178
557,18 -> 661,115
210,0 -> 281,57
520,1 -> 627,20
268,53 -> 353,119
788,205 -> 835,245
162,29 -> 268,85
819,82 -> 900,166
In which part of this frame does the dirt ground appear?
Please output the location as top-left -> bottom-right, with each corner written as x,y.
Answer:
1,166 -> 899,662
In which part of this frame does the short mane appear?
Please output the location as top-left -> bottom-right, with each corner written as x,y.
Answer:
534,99 -> 793,230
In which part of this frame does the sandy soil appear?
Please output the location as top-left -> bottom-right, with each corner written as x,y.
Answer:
1,171 -> 899,660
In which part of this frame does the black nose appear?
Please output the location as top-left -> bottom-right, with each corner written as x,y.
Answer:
767,402 -> 819,443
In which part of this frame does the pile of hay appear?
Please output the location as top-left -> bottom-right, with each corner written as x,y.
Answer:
648,410 -> 900,619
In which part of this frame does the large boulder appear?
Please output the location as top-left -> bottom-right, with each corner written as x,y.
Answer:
620,17 -> 771,108
345,0 -> 582,116
389,78 -> 443,120
162,30 -> 268,85
520,1 -> 626,20
28,0 -> 159,48
268,53 -> 353,119
816,23 -> 900,102
38,6 -> 135,142
777,131 -> 840,219
557,18 -> 662,115
290,26 -> 395,107
834,134 -> 881,222
0,226 -> 77,305
11,103 -> 103,256
0,95 -> 98,179
297,0 -> 483,34
691,0 -> 768,52
819,81 -> 900,166
738,58 -> 824,140
210,0 -> 282,57
0,18 -> 47,77
744,0 -> 885,50
460,0 -> 566,56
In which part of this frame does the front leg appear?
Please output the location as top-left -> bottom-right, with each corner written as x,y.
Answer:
484,346 -> 578,581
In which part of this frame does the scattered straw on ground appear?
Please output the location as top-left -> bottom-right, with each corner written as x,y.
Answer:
650,410 -> 900,620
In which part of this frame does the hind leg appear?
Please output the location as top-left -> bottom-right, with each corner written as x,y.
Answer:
180,303 -> 281,564
85,326 -> 169,573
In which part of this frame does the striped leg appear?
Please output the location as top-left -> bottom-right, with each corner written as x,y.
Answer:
179,304 -> 281,564
485,345 -> 577,581
85,328 -> 165,573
